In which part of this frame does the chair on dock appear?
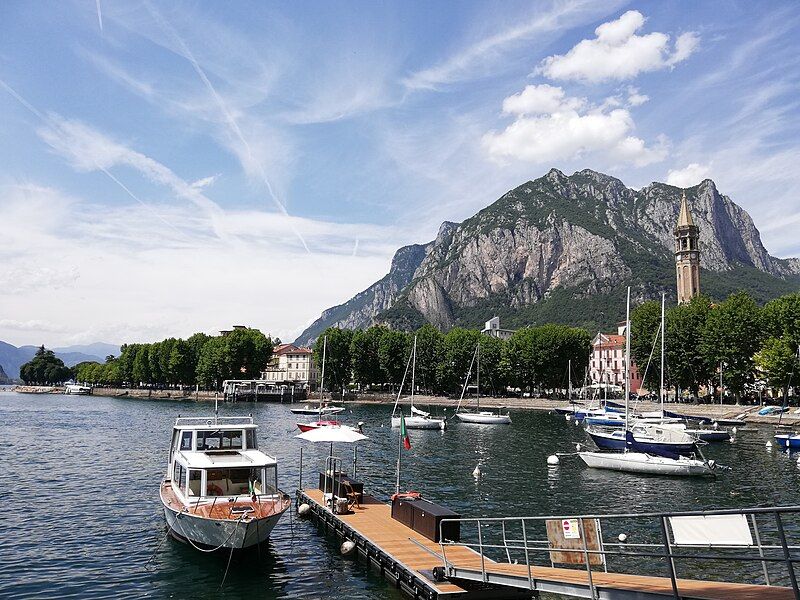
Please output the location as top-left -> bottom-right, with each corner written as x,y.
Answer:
342,480 -> 361,511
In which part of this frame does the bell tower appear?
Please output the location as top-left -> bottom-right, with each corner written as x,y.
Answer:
674,192 -> 700,304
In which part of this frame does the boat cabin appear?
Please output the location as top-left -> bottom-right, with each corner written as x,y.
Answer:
167,416 -> 279,504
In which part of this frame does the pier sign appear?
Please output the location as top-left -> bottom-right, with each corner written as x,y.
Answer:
561,519 -> 580,539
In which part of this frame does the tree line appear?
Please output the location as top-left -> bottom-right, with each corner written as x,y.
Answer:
68,328 -> 272,389
315,322 -> 592,397
630,291 -> 800,401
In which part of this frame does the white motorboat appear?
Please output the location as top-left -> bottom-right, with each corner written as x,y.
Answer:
391,337 -> 446,430
65,383 -> 92,395
578,451 -> 714,477
455,343 -> 511,425
160,412 -> 290,550
291,336 -> 346,416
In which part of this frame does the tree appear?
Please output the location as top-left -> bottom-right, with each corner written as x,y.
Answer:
168,339 -> 194,385
701,291 -> 762,401
132,345 -> 151,386
415,324 -> 444,393
762,294 -> 800,348
665,295 -> 713,398
378,329 -> 411,389
477,335 -> 507,396
439,328 -> 482,393
630,300 -> 663,390
350,326 -> 386,387
196,337 -> 228,389
755,337 -> 799,400
224,328 -> 272,379
314,327 -> 353,393
148,342 -> 164,385
503,328 -> 539,392
19,346 -> 72,384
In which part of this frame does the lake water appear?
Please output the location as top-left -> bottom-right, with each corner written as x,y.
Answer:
2,389 -> 799,599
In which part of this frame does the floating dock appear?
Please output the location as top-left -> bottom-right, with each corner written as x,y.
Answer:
298,487 -> 797,600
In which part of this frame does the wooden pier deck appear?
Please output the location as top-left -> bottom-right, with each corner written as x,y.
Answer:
299,488 -> 795,600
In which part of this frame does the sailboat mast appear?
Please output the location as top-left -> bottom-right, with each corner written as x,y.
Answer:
319,336 -> 327,419
568,359 -> 572,402
624,287 -> 631,432
476,342 -> 480,411
411,336 -> 417,405
660,293 -> 665,415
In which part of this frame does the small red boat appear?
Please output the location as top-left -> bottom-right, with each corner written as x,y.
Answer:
296,420 -> 341,433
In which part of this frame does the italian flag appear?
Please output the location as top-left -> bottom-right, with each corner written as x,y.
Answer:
400,412 -> 412,450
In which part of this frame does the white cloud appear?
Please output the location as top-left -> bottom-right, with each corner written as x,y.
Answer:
666,163 -> 712,187
538,10 -> 699,83
483,84 -> 667,167
626,86 -> 649,106
0,182 -> 401,347
402,1 -> 626,90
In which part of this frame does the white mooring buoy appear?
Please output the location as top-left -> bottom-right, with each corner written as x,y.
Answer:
574,419 -> 580,426
575,443 -> 582,452
297,503 -> 311,518
547,455 -> 560,466
618,533 -> 628,543
565,415 -> 572,421
341,540 -> 356,556
473,465 -> 482,478
766,441 -> 773,448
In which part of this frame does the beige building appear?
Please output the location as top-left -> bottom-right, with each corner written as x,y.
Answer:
589,324 -> 643,394
261,343 -> 319,389
675,192 -> 701,304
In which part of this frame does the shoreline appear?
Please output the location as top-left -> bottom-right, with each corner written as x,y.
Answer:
7,385 -> 799,425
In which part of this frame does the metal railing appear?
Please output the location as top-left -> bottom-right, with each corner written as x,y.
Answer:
438,505 -> 800,599
174,416 -> 254,426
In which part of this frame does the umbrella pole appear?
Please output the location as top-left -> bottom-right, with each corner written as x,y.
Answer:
353,445 -> 357,479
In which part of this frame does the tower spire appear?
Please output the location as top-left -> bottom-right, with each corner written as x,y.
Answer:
674,191 -> 700,304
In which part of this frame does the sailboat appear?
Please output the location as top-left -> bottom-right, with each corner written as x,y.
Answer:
391,336 -> 446,430
455,343 -> 511,424
291,336 -> 346,417
579,288 -> 716,477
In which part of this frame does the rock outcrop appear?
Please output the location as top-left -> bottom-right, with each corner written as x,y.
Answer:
295,168 -> 799,345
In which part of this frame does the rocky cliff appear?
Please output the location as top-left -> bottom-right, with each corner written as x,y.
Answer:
296,169 -> 799,345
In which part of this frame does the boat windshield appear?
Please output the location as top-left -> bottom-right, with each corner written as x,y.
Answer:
196,429 -> 243,451
205,466 -> 278,497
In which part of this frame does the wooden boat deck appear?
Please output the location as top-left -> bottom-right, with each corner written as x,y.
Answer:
161,481 -> 289,520
302,488 -> 794,600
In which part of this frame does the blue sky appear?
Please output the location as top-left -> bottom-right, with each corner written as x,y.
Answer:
1,0 -> 799,347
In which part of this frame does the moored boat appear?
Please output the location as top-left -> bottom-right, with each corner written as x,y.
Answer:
454,343 -> 511,425
391,337 -> 446,430
774,433 -> 800,449
579,450 -> 714,477
65,383 -> 92,395
160,414 -> 290,550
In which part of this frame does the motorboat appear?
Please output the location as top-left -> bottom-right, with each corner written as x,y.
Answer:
159,413 -> 290,550
65,383 -> 92,395
297,419 -> 341,432
391,337 -> 446,430
455,343 -> 511,425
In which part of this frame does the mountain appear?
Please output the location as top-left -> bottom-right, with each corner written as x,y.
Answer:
0,341 -> 119,380
0,363 -> 10,384
296,168 -> 800,345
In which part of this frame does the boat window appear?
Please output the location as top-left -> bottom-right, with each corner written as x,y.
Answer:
263,465 -> 277,495
205,467 -> 273,497
180,431 -> 193,451
246,429 -> 257,450
187,470 -> 202,497
173,462 -> 185,492
196,429 -> 243,451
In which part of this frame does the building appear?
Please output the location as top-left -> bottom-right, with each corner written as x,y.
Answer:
674,192 -> 701,304
481,316 -> 515,340
261,343 -> 319,389
589,323 -> 642,394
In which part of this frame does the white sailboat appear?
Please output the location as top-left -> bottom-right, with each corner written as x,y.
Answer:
579,288 -> 715,477
455,343 -> 511,424
391,336 -> 446,430
290,336 -> 346,415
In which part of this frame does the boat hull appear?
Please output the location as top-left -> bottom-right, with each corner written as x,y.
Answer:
290,406 -> 345,415
579,451 -> 713,477
456,412 -> 511,424
687,429 -> 731,442
775,434 -> 800,449
391,416 -> 445,430
163,504 -> 284,549
297,420 -> 341,432
588,429 -> 697,456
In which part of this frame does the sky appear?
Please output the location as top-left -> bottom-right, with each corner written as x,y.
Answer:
1,0 -> 799,348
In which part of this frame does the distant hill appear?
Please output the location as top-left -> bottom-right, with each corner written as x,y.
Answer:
0,363 -> 10,384
296,168 -> 800,345
0,341 -> 120,380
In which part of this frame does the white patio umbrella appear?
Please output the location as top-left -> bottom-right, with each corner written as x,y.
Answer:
295,425 -> 369,490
